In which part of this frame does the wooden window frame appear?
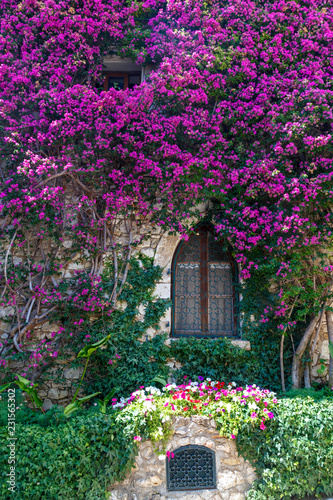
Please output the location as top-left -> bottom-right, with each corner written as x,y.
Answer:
171,226 -> 238,338
103,72 -> 129,91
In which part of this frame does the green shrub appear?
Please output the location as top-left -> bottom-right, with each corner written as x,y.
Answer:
0,406 -> 136,500
282,386 -> 333,402
1,387 -> 332,499
238,398 -> 333,500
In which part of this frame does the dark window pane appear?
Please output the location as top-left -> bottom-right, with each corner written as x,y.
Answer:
108,76 -> 125,90
175,263 -> 200,332
177,233 -> 201,262
128,74 -> 141,89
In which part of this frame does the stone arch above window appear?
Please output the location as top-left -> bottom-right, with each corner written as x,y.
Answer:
171,225 -> 238,337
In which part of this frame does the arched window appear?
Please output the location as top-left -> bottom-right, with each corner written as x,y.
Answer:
171,225 -> 237,337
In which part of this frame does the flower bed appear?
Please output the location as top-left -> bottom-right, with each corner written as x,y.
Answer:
113,378 -> 278,453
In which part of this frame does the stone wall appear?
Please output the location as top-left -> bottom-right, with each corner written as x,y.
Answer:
109,416 -> 256,500
1,218 -> 332,406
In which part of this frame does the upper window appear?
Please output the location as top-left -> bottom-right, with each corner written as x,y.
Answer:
171,226 -> 237,337
103,72 -> 141,91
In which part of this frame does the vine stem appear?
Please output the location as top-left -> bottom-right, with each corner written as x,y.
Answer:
71,357 -> 90,404
280,334 -> 285,392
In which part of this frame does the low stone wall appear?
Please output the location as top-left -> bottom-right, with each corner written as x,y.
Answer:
109,416 -> 256,500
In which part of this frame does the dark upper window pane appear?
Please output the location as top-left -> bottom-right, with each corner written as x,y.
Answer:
208,230 -> 230,261
108,76 -> 125,90
176,233 -> 201,263
128,74 -> 141,89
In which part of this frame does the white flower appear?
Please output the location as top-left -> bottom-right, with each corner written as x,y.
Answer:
249,402 -> 258,410
232,382 -> 236,387
158,455 -> 165,461
142,400 -> 156,412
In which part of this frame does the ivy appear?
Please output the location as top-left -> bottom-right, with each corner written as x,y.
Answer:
0,405 -> 137,500
238,397 -> 333,500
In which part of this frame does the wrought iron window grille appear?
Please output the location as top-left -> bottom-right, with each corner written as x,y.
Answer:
166,445 -> 216,491
171,224 -> 238,338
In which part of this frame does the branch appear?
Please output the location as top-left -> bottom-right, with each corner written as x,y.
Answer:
292,315 -> 319,389
34,171 -> 69,189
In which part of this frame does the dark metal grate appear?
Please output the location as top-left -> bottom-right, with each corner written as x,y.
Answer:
166,445 -> 216,491
172,225 -> 237,337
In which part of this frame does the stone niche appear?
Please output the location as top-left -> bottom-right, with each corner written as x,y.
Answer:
109,416 -> 256,500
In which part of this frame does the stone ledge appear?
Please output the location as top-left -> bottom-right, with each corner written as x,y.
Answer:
230,340 -> 251,351
166,338 -> 251,351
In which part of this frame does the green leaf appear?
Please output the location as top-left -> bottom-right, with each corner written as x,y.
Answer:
0,382 -> 12,394
98,388 -> 116,414
64,402 -> 80,417
77,392 -> 101,403
103,388 -> 116,404
64,392 -> 101,417
14,374 -> 36,391
77,335 -> 111,358
150,375 -> 167,387
29,389 -> 43,408
13,374 -> 43,407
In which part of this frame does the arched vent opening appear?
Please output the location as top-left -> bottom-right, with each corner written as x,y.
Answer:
166,445 -> 216,491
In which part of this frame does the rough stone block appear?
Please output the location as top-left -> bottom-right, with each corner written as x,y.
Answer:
229,493 -> 246,500
320,340 -> 330,360
217,470 -> 244,490
154,283 -> 171,299
221,457 -> 240,466
230,340 -> 251,351
64,367 -> 82,379
42,398 -> 53,411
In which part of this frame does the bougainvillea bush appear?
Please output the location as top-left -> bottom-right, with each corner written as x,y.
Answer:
0,0 -> 333,388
